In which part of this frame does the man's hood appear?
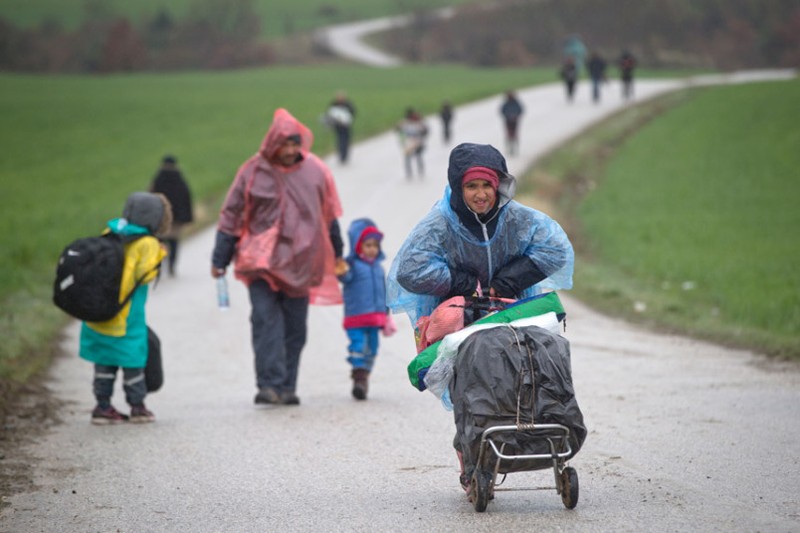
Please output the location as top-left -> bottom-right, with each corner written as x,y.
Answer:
259,108 -> 314,162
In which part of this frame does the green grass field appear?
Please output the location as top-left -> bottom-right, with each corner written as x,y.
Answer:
528,79 -> 800,357
0,0 -> 474,38
0,64 -> 553,382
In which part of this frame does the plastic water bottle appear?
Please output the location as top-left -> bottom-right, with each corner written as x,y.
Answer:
216,276 -> 230,311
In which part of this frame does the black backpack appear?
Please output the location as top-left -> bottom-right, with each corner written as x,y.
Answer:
53,233 -> 159,322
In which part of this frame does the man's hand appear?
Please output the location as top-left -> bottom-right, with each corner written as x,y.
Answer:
211,266 -> 226,278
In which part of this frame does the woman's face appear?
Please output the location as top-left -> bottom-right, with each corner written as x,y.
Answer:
462,179 -> 497,215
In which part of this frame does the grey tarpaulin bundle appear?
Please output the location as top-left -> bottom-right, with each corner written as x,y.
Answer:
451,324 -> 587,477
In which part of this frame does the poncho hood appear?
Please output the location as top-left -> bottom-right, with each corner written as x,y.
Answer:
447,143 -> 517,230
259,108 -> 314,164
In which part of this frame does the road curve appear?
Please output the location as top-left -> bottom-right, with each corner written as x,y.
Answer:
315,7 -> 455,67
315,16 -> 406,67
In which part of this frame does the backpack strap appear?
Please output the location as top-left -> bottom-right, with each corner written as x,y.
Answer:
116,233 -> 163,309
118,260 -> 162,308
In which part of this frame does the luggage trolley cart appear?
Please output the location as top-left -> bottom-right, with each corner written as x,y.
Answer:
470,422 -> 579,512
422,294 -> 586,513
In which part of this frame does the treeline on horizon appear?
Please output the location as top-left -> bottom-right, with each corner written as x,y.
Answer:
384,0 -> 800,69
1,0 -> 799,73
0,0 -> 273,73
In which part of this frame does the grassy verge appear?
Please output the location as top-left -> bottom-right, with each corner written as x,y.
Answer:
0,64 -> 557,386
523,79 -> 800,358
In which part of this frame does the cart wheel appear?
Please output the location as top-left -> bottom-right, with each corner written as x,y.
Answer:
560,466 -> 579,509
471,469 -> 492,513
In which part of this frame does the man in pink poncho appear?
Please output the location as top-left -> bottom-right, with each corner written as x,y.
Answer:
211,108 -> 345,406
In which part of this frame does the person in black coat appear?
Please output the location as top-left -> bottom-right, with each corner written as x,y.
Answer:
439,100 -> 454,144
499,91 -> 524,156
560,56 -> 578,103
618,50 -> 637,100
586,51 -> 608,104
150,155 -> 193,276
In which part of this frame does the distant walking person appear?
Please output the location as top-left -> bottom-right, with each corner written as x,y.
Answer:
325,90 -> 356,164
396,108 -> 429,179
337,218 -> 395,401
586,51 -> 607,104
150,155 -> 193,276
563,34 -> 587,78
500,91 -> 524,156
211,108 -> 345,407
560,57 -> 578,103
439,100 -> 454,144
618,50 -> 637,100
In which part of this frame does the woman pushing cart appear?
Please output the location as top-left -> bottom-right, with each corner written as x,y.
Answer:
387,143 -> 586,511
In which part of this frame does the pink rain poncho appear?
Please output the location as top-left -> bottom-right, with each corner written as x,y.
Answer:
217,108 -> 343,304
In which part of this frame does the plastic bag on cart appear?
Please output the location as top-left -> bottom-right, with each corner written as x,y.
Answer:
451,324 -> 587,476
408,292 -> 566,392
424,312 -> 561,407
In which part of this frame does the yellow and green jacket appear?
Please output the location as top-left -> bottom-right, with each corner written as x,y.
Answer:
79,219 -> 165,368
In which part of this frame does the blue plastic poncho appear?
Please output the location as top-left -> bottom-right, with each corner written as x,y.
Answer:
387,143 -> 574,325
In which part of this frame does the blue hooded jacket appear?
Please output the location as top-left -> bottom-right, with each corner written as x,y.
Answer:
387,143 -> 574,324
339,218 -> 388,328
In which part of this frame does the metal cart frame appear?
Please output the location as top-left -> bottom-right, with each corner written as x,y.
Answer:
469,422 -> 579,512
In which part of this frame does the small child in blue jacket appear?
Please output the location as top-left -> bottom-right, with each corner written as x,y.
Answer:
337,218 -> 395,400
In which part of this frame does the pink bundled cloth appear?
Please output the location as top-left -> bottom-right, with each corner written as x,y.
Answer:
218,108 -> 343,304
414,295 -> 515,353
414,296 -> 467,353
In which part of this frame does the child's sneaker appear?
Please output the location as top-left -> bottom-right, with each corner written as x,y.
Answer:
91,405 -> 129,425
130,404 -> 156,423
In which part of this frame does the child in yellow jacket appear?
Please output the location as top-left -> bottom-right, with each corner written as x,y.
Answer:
80,192 -> 171,424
